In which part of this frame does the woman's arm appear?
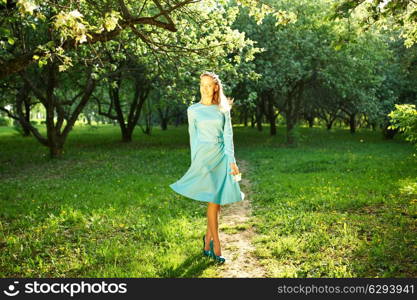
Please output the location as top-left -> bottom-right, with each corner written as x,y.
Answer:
223,110 -> 237,164
187,107 -> 197,162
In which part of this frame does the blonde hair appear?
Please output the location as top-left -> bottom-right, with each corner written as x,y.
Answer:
200,71 -> 234,113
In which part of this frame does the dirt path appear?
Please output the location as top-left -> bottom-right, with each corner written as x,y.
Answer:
217,159 -> 267,277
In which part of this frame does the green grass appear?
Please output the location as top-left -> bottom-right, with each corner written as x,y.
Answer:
244,126 -> 417,277
0,123 -> 416,277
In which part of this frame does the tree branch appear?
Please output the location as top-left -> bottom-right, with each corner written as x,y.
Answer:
0,0 -> 201,80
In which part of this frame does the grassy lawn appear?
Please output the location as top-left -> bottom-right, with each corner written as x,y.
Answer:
244,127 -> 417,277
0,124 -> 416,277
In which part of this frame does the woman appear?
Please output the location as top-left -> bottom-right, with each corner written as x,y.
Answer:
169,71 -> 245,264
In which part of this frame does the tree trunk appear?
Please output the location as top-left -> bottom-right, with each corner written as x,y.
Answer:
160,117 -> 168,130
266,93 -> 277,136
20,62 -> 96,158
121,128 -> 133,142
306,116 -> 314,128
100,63 -> 150,141
286,116 -> 296,145
349,113 -> 356,133
256,106 -> 263,131
49,138 -> 65,158
15,80 -> 32,136
326,119 -> 334,130
157,107 -> 169,130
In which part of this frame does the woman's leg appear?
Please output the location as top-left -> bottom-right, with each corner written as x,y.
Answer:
206,202 -> 222,255
204,222 -> 211,251
205,203 -> 214,250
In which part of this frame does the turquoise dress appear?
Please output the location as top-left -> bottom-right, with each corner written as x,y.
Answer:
169,103 -> 245,205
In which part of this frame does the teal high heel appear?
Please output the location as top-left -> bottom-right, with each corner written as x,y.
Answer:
202,235 -> 213,257
210,241 -> 226,264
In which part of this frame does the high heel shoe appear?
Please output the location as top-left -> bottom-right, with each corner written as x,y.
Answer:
202,235 -> 213,257
211,252 -> 226,264
210,242 -> 226,264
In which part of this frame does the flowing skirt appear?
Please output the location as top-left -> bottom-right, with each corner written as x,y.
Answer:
169,141 -> 245,205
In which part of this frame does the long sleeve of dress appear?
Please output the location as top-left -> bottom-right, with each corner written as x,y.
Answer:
223,110 -> 236,164
187,107 -> 197,162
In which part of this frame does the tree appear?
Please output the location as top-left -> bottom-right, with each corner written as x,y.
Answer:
388,104 -> 417,149
1,0 -> 281,157
0,0 -> 290,79
330,0 -> 417,48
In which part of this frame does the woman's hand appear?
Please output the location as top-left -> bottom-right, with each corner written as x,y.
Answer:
230,162 -> 240,175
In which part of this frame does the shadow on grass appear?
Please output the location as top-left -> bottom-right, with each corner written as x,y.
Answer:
157,253 -> 218,278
